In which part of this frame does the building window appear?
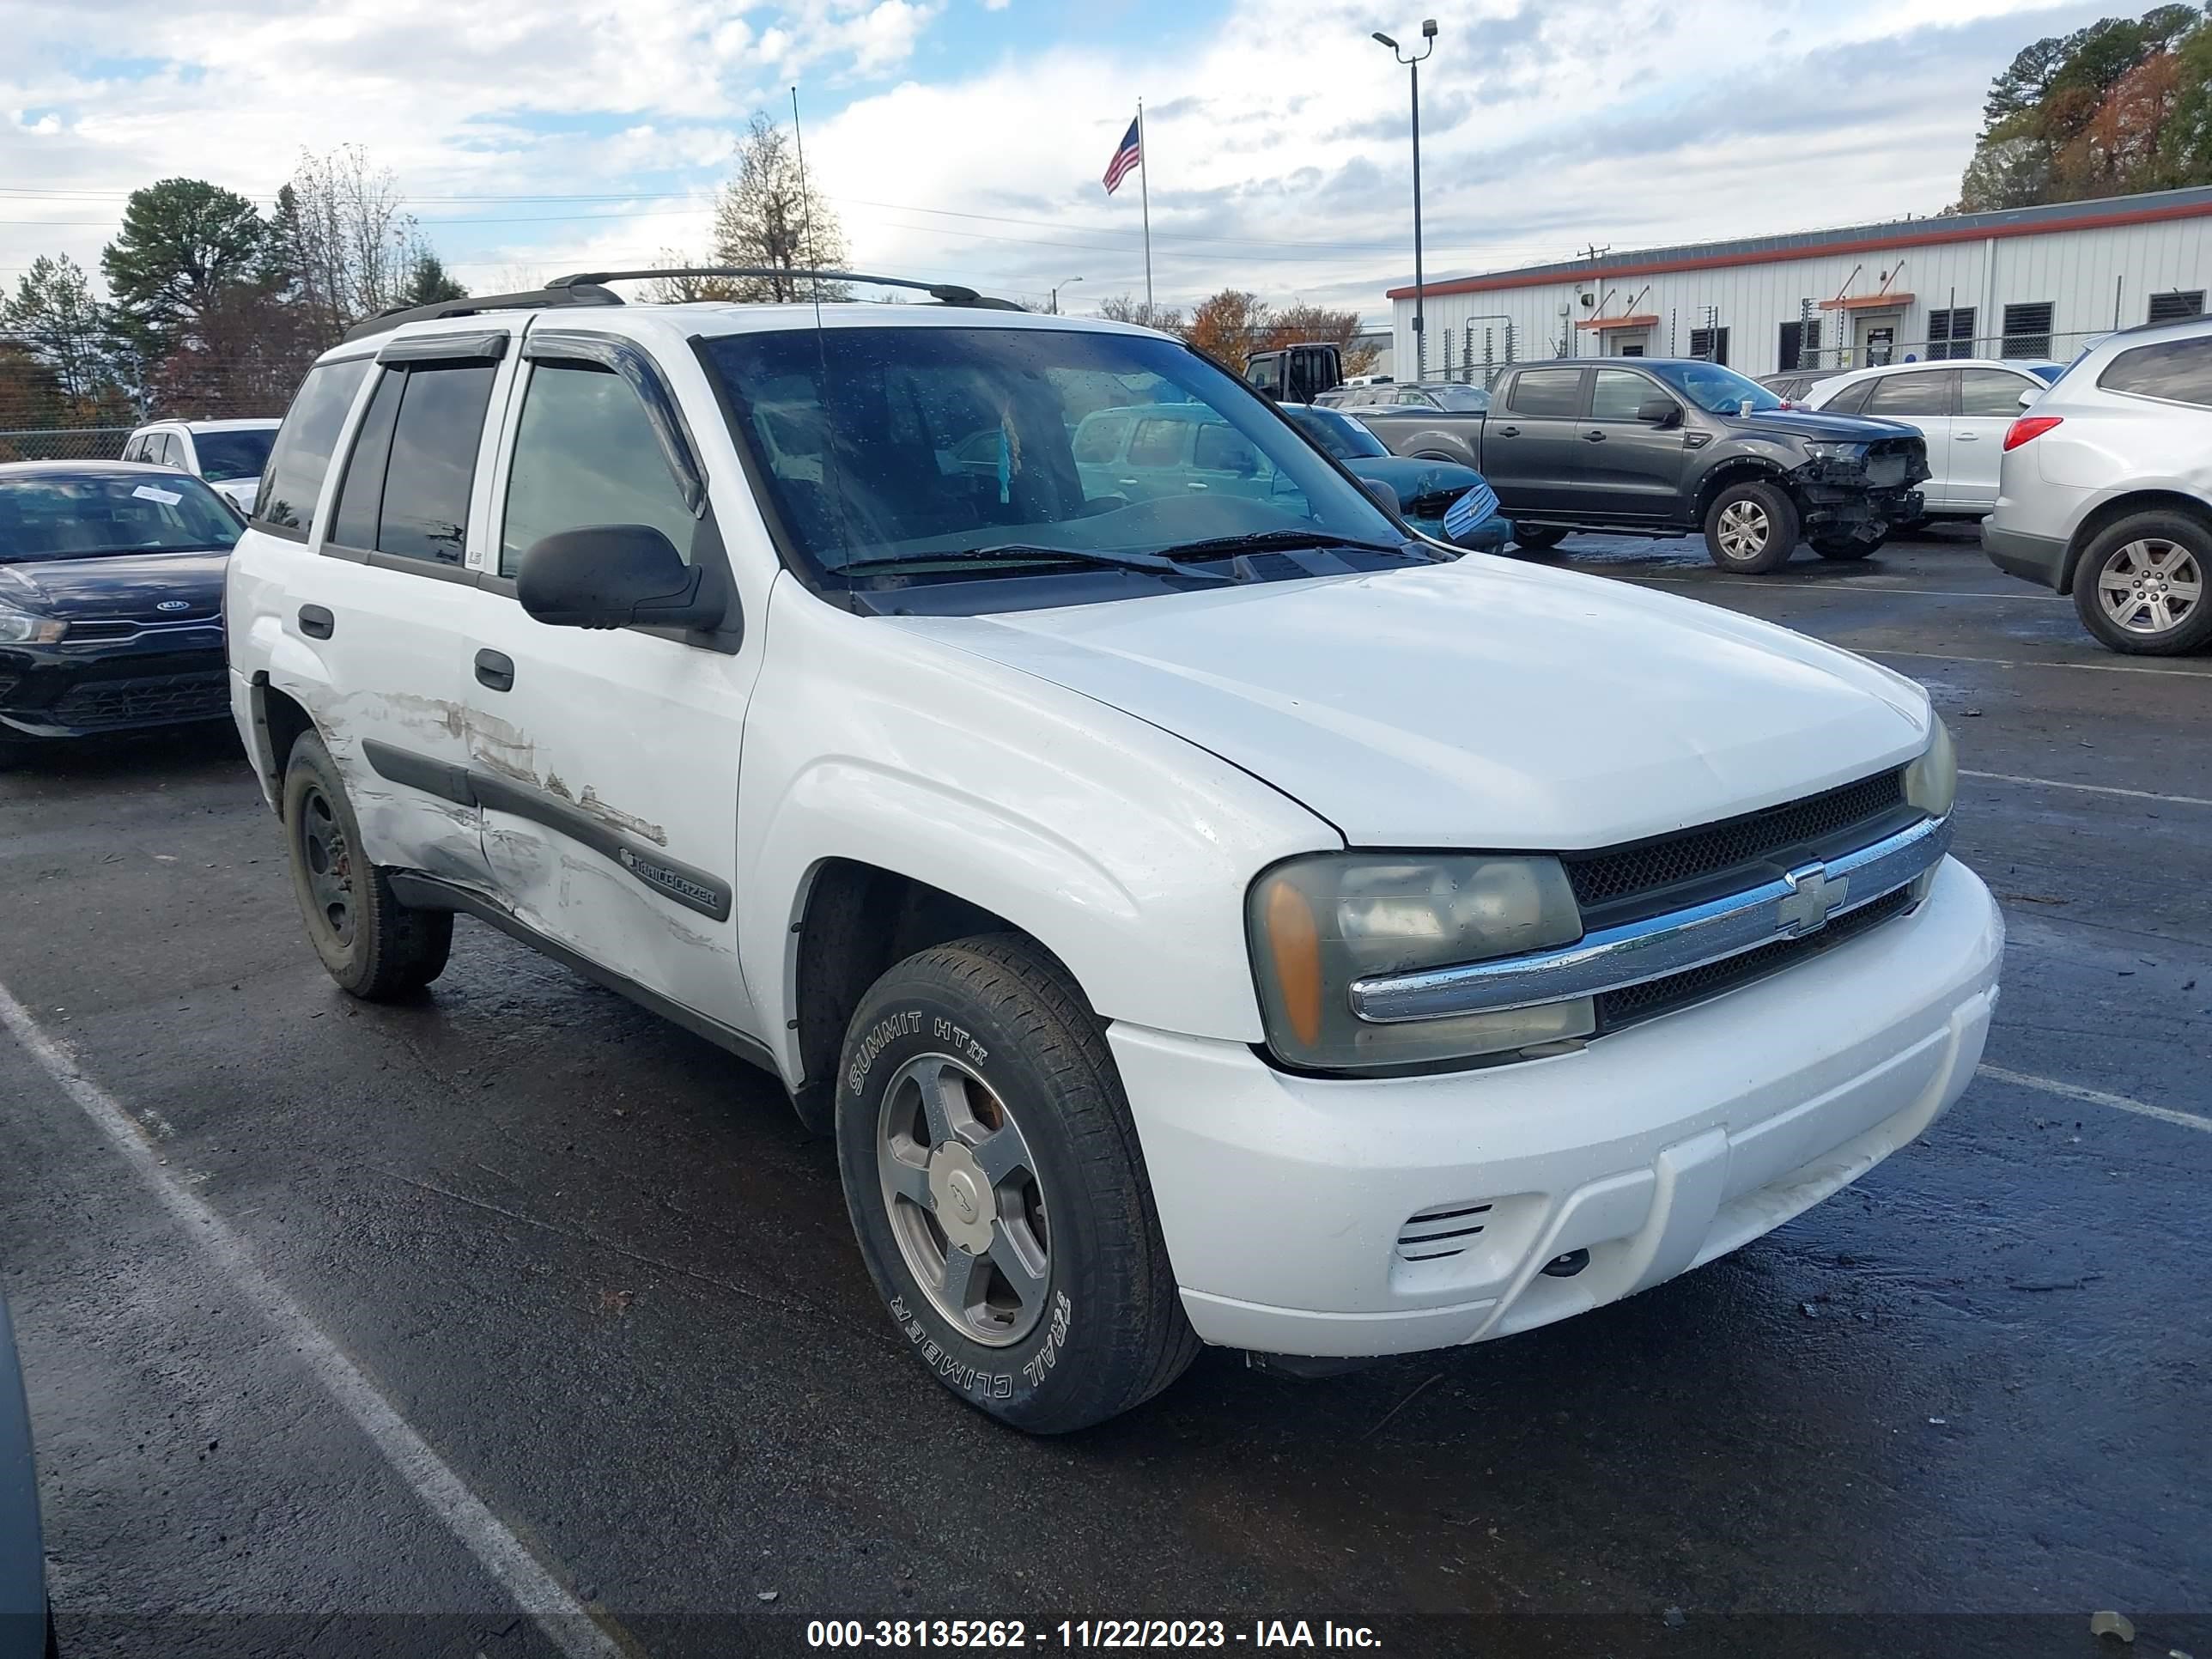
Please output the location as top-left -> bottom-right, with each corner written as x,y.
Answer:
2002,302 -> 2054,360
2148,290 -> 2205,325
1927,307 -> 1977,361
1778,319 -> 1822,372
1688,326 -> 1729,365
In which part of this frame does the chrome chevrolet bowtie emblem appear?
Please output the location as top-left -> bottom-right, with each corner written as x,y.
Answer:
1777,861 -> 1850,936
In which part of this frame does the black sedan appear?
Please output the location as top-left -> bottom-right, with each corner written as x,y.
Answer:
0,462 -> 241,769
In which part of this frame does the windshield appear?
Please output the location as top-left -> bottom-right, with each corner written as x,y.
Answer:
1285,405 -> 1390,460
191,428 -> 276,482
0,472 -> 243,562
1645,361 -> 1785,414
702,325 -> 1404,585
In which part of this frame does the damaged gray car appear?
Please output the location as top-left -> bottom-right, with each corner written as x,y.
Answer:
1361,357 -> 1929,574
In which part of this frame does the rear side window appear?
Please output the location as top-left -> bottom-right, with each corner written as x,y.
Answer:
499,362 -> 699,578
328,363 -> 497,566
2099,336 -> 2212,408
1193,422 -> 1261,475
253,358 -> 374,538
1957,369 -> 2035,416
1504,369 -> 1581,417
1824,379 -> 1875,415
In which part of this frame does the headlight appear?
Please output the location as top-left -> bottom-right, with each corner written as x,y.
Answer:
0,599 -> 65,645
1249,854 -> 1592,1072
1802,441 -> 1869,462
1902,715 -> 1956,818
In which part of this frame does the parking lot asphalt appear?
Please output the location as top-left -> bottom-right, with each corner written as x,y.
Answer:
3,529 -> 2208,1659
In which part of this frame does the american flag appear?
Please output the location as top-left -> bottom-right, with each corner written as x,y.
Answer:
1102,116 -> 1141,195
1442,479 -> 1501,544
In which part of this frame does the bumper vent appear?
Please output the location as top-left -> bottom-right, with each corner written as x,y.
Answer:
1563,769 -> 1908,918
1395,1201 -> 1492,1263
52,670 -> 229,730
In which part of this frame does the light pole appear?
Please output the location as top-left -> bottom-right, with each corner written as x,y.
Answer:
1374,19 -> 1437,380
1050,275 -> 1084,314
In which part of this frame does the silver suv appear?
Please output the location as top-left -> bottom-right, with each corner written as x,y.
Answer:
1983,316 -> 2212,654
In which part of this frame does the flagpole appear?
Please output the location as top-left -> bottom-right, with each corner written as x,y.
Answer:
1137,97 -> 1153,320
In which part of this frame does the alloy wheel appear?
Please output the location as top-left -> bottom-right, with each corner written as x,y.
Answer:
2095,538 -> 2202,637
1717,499 -> 1771,557
876,1053 -> 1051,1347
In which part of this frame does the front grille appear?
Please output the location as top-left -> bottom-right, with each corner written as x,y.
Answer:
1564,769 -> 1906,913
1395,1201 -> 1492,1263
52,670 -> 230,730
64,620 -> 142,641
1596,886 -> 1915,1032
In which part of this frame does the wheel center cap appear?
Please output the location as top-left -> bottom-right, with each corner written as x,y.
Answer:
928,1143 -> 997,1253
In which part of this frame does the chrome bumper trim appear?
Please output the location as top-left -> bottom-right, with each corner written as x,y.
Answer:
1348,813 -> 1951,1024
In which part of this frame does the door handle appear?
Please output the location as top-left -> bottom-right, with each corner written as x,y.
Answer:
1955,432 -> 1980,441
1186,481 -> 1210,489
474,649 -> 515,693
1581,428 -> 1607,442
1496,424 -> 1521,437
297,605 -> 333,640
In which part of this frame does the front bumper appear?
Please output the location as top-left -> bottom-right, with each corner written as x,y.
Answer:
0,629 -> 228,740
1111,856 -> 2002,1357
1798,486 -> 1923,539
1981,521 -> 2071,591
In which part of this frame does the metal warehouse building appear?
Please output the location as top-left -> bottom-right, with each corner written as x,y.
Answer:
1386,185 -> 2212,385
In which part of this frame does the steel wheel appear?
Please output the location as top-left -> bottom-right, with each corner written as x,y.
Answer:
1717,498 -> 1771,557
876,1053 -> 1050,1347
295,783 -> 356,947
2094,538 -> 2202,637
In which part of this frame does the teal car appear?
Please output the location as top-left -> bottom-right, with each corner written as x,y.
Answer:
1279,404 -> 1510,551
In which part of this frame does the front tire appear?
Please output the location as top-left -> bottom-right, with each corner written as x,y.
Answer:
835,933 -> 1198,1433
1811,532 -> 1884,560
1703,480 -> 1799,573
1511,524 -> 1568,552
281,731 -> 453,999
2070,512 -> 2212,655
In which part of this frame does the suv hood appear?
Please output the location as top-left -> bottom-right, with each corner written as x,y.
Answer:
0,550 -> 228,623
890,560 -> 1929,849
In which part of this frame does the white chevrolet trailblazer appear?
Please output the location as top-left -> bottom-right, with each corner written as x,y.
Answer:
227,270 -> 2003,1432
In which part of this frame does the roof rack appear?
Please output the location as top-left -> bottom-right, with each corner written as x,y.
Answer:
341,281 -> 623,343
548,267 -> 1025,311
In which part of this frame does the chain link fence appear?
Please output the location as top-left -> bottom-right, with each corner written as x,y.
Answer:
0,426 -> 135,464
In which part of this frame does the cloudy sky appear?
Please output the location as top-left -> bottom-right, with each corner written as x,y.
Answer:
3,0 -> 2120,325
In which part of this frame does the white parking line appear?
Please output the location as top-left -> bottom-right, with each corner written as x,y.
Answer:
1960,769 -> 2212,808
0,981 -> 624,1659
1978,1063 -> 2212,1135
1866,646 -> 2212,680
1624,574 -> 2061,600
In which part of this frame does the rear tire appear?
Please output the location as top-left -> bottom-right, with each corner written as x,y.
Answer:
1511,525 -> 1568,552
835,933 -> 1199,1433
281,731 -> 453,999
2071,511 -> 2212,655
1703,480 -> 1799,574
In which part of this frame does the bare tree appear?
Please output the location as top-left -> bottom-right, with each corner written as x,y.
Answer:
711,114 -> 851,301
1095,292 -> 1187,335
269,146 -> 442,334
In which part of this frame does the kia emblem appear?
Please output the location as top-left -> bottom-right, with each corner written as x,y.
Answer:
155,600 -> 191,611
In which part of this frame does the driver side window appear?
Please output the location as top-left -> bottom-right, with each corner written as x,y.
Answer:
501,362 -> 698,578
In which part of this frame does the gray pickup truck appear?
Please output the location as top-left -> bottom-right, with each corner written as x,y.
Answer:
1343,358 -> 1929,574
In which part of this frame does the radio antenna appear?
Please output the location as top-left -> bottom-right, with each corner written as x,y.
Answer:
792,85 -> 819,303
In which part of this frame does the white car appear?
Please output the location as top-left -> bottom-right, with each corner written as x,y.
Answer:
1803,360 -> 2053,521
224,274 -> 2002,1431
1984,315 -> 2212,654
120,417 -> 281,513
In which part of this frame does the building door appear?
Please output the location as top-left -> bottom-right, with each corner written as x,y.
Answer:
1854,313 -> 1900,367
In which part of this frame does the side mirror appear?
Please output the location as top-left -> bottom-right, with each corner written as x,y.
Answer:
1359,476 -> 1403,514
517,525 -> 726,631
1636,397 -> 1682,427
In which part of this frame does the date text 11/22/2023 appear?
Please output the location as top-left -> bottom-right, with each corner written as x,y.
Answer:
805,1620 -> 1384,1649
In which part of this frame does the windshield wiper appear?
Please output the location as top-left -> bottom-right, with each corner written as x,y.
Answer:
842,544 -> 1236,584
1152,528 -> 1419,562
